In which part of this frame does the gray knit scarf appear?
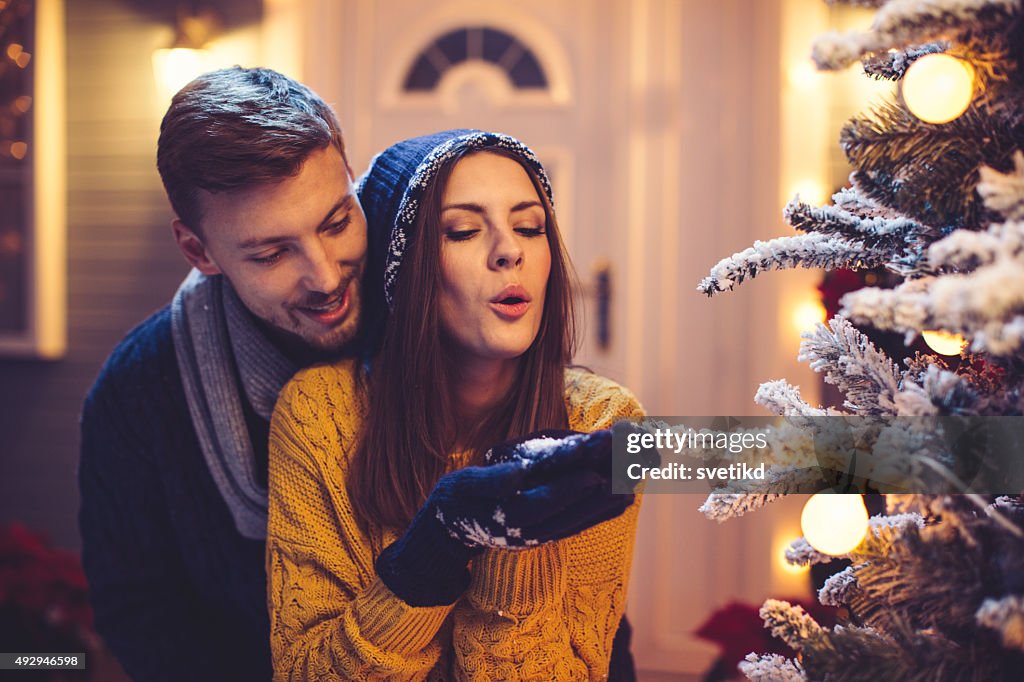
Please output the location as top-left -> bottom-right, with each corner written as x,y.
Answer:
170,269 -> 299,539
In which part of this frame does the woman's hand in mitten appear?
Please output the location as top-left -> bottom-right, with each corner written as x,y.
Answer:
376,427 -> 653,607
375,458 -> 532,607
483,422 -> 659,487
439,428 -> 649,550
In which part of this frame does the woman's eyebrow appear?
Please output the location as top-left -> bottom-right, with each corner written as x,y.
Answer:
442,202 -> 485,214
441,200 -> 543,213
510,200 -> 543,212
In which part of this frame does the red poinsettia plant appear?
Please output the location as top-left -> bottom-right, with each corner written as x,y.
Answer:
0,523 -> 96,675
695,599 -> 836,681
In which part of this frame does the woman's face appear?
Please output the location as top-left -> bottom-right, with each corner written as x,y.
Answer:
438,151 -> 552,366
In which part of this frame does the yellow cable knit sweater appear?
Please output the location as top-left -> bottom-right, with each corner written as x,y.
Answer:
267,358 -> 644,681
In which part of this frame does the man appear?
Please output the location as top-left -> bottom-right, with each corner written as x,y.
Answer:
78,67 -> 368,681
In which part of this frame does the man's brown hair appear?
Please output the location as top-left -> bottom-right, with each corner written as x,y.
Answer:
156,66 -> 348,234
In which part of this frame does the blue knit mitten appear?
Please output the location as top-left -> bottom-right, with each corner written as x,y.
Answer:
485,422 -> 658,484
439,428 -> 642,551
376,459 -> 530,607
376,431 -> 637,607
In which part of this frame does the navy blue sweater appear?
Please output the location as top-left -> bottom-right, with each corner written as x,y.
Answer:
79,306 -> 271,681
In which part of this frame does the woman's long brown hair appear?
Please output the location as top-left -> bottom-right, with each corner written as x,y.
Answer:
348,146 -> 579,531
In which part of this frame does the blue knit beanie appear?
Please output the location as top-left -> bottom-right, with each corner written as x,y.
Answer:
356,129 -> 554,311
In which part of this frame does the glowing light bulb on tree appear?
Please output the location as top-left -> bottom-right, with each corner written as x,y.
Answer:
922,330 -> 968,355
800,493 -> 869,556
901,53 -> 975,124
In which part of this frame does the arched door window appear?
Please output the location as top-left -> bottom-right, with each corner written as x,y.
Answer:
402,27 -> 548,92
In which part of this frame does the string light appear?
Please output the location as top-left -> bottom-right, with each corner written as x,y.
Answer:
152,47 -> 209,101
0,229 -> 21,255
152,8 -> 220,103
901,53 -> 975,124
0,3 -> 30,189
792,298 -> 827,334
776,534 -> 810,576
790,179 -> 829,206
922,329 -> 968,355
787,60 -> 823,91
800,493 -> 869,556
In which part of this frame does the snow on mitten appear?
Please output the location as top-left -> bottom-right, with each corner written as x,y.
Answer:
485,423 -> 659,489
483,429 -> 581,465
440,429 -> 635,551
436,462 -> 631,551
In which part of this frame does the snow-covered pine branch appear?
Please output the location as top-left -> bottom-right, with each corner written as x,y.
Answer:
785,537 -> 836,567
739,653 -> 807,682
754,379 -> 842,417
904,356 -> 1024,415
697,232 -> 892,296
861,41 -> 950,79
818,565 -> 862,606
978,151 -> 1024,220
784,195 -> 926,244
698,492 -> 785,522
842,260 -> 1024,355
700,466 -> 832,523
759,600 -> 828,651
798,316 -> 903,415
787,513 -> 925,567
976,595 -> 1024,650
832,185 -> 904,219
811,0 -> 1021,71
987,495 -> 1024,525
931,219 -> 1024,271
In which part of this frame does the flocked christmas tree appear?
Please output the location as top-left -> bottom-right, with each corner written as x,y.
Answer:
696,0 -> 1024,679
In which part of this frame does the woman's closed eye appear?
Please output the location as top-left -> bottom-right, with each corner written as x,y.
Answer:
514,226 -> 546,237
445,228 -> 480,242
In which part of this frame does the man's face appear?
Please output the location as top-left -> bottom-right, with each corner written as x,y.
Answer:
174,146 -> 367,353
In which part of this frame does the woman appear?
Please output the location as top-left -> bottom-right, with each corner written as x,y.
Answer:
267,130 -> 644,681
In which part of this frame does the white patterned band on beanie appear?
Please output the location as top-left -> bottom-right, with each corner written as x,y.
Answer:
356,129 -> 555,310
